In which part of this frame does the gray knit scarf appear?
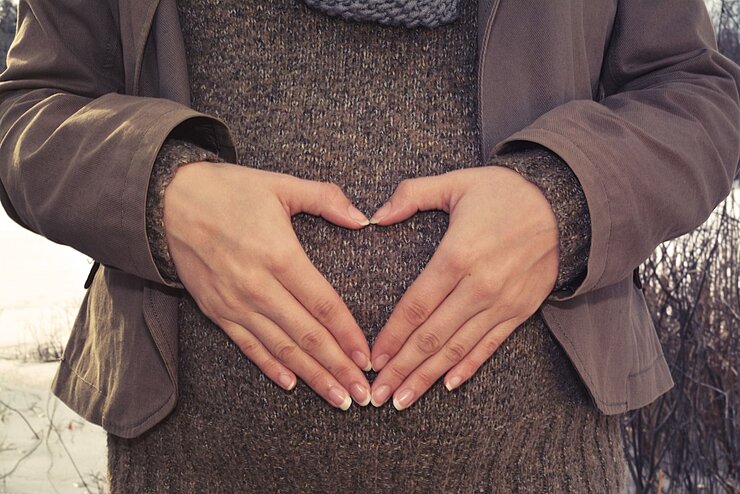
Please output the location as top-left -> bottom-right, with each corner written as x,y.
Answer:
302,0 -> 461,28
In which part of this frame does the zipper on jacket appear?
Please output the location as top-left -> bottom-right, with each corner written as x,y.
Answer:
477,0 -> 502,163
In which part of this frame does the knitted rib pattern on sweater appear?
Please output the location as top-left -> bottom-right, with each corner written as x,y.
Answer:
107,0 -> 625,491
303,0 -> 461,28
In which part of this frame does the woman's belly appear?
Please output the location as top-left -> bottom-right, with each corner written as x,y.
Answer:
172,208 -> 599,490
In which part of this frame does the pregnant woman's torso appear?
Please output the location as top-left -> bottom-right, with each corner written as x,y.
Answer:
106,1 -> 625,491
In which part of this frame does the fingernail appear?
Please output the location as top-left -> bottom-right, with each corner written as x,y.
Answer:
329,386 -> 352,411
347,205 -> 370,226
371,384 -> 391,407
369,202 -> 392,224
445,376 -> 462,391
352,350 -> 372,372
393,389 -> 416,411
351,382 -> 371,406
372,353 -> 390,372
278,373 -> 296,390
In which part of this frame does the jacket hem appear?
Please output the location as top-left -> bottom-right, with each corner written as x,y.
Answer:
540,304 -> 674,415
51,357 -> 178,439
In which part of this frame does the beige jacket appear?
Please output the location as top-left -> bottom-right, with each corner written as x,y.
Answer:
0,0 -> 737,438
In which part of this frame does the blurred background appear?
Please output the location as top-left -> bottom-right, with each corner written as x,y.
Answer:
0,0 -> 738,492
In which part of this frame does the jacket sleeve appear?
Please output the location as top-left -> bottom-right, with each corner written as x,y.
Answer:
494,0 -> 740,301
0,0 -> 237,285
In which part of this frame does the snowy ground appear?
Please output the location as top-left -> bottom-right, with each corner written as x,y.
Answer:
1,213 -> 105,493
0,360 -> 107,494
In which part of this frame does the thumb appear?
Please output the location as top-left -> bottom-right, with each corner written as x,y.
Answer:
282,177 -> 369,229
370,174 -> 457,226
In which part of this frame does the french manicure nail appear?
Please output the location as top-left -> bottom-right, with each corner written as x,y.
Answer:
393,389 -> 416,411
445,376 -> 462,391
371,384 -> 391,407
278,373 -> 296,390
329,386 -> 352,411
372,353 -> 390,371
347,205 -> 370,225
351,382 -> 371,406
352,350 -> 372,372
369,202 -> 392,224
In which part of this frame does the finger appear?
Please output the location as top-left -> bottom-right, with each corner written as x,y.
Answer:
369,173 -> 464,225
443,317 -> 526,392
390,315 -> 523,410
219,319 -> 297,391
371,237 -> 465,372
248,276 -> 371,406
372,308 -> 498,408
275,248 -> 372,371
371,276 -> 487,402
280,176 -> 369,229
242,311 -> 359,410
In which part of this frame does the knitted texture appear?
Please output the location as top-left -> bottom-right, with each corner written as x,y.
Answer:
303,0 -> 460,28
109,0 -> 625,491
146,138 -> 224,284
146,142 -> 591,294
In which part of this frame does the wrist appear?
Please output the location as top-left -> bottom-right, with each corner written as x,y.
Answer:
147,139 -> 225,286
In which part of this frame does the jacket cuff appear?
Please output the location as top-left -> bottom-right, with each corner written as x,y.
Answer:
146,138 -> 225,288
486,143 -> 592,298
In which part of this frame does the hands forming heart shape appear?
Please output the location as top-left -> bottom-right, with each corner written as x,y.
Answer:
163,160 -> 560,412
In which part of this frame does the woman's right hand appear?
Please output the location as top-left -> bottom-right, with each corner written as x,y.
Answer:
162,160 -> 372,410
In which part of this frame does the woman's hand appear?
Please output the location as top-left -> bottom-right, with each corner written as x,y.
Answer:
368,165 -> 560,410
163,161 -> 373,410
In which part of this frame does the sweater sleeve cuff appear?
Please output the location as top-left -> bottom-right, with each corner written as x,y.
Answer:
146,138 -> 225,286
486,142 -> 592,296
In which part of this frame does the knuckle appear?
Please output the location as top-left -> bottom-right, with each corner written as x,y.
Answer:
444,341 -> 468,363
311,297 -> 338,323
259,355 -> 281,375
330,364 -> 355,383
394,179 -> 413,199
440,251 -> 468,273
380,331 -> 407,352
274,341 -> 299,364
414,369 -> 437,389
400,299 -> 430,327
297,329 -> 324,353
196,297 -> 219,322
475,274 -> 500,299
265,247 -> 293,276
456,360 -> 477,381
322,182 -> 345,204
237,336 -> 261,358
219,291 -> 242,315
414,331 -> 442,355
387,365 -> 408,382
496,295 -> 518,317
241,283 -> 267,306
231,269 -> 259,294
307,369 -> 327,390
483,334 -> 503,356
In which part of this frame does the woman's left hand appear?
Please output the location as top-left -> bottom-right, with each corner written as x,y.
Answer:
368,165 -> 561,410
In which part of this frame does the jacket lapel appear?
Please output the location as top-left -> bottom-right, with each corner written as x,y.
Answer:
118,0 -> 164,95
477,0 -> 502,162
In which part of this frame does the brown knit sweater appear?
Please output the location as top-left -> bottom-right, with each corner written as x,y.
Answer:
108,0 -> 625,491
